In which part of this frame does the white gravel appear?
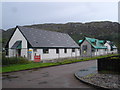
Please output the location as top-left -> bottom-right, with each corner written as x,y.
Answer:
81,73 -> 120,88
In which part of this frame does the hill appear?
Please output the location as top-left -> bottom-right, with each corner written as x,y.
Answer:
2,21 -> 119,48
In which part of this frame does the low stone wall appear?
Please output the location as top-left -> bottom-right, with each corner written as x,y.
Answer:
97,55 -> 120,74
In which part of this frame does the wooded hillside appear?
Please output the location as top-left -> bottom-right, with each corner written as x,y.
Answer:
2,21 -> 119,48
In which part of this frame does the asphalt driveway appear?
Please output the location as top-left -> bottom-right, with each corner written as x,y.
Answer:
2,60 -> 97,88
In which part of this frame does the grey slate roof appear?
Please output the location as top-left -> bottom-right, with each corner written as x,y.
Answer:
18,26 -> 79,48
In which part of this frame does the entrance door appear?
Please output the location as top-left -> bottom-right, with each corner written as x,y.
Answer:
17,49 -> 21,56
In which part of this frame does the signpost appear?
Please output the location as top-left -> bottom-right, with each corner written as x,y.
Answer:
34,55 -> 41,62
28,49 -> 32,60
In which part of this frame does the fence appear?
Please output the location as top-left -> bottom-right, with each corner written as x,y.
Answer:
97,55 -> 120,74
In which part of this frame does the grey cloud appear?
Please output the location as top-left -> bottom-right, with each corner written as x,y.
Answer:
2,2 -> 118,30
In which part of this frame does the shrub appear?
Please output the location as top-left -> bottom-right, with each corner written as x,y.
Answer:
2,55 -> 30,66
110,57 -> 120,60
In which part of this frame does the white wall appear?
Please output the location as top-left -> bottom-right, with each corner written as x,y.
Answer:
75,49 -> 80,56
104,43 -> 118,54
9,28 -> 28,57
41,49 -> 59,60
9,49 -> 15,57
30,48 -> 80,61
95,49 -> 107,56
59,49 -> 71,58
104,43 -> 111,51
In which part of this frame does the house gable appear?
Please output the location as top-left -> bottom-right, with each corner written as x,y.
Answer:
104,41 -> 117,51
9,27 -> 28,49
79,37 -> 94,49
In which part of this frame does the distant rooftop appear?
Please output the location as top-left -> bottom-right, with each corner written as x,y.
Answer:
79,37 -> 107,49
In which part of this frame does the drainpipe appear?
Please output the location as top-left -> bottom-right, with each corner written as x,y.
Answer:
91,49 -> 92,58
75,49 -> 77,59
79,48 -> 81,59
96,49 -> 97,56
58,48 -> 60,59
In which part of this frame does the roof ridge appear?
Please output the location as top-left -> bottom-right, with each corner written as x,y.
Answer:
17,26 -> 68,35
85,37 -> 97,40
84,37 -> 107,49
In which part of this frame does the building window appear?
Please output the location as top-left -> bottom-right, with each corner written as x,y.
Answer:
33,48 -> 37,52
110,47 -> 113,51
72,48 -> 75,52
96,49 -> 98,52
83,45 -> 87,51
56,49 -> 59,54
92,48 -> 95,52
64,48 -> 67,53
43,48 -> 49,54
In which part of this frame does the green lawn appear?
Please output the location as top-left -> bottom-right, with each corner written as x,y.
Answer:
1,54 -> 119,73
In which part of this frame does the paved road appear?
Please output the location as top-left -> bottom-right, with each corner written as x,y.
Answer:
2,60 -> 97,88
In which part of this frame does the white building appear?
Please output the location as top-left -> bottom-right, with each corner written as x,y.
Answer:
104,41 -> 117,54
78,37 -> 117,57
5,26 -> 80,62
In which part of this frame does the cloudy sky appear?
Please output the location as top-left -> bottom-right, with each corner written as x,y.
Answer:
1,1 -> 118,30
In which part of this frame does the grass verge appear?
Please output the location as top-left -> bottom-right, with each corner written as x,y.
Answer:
1,54 -> 119,73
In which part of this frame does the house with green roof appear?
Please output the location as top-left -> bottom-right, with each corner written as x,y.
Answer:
78,37 -> 117,57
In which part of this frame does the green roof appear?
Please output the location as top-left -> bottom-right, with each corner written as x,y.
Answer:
86,37 -> 107,49
79,37 -> 107,49
98,40 -> 104,43
78,40 -> 83,43
90,39 -> 96,43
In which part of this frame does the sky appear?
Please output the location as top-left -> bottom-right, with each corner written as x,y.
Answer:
1,1 -> 119,30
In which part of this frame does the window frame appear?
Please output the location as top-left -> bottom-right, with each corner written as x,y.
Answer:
56,48 -> 59,54
82,45 -> 87,51
91,48 -> 95,52
43,48 -> 49,54
72,48 -> 75,52
110,47 -> 114,51
33,48 -> 37,52
96,49 -> 98,52
64,48 -> 67,53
